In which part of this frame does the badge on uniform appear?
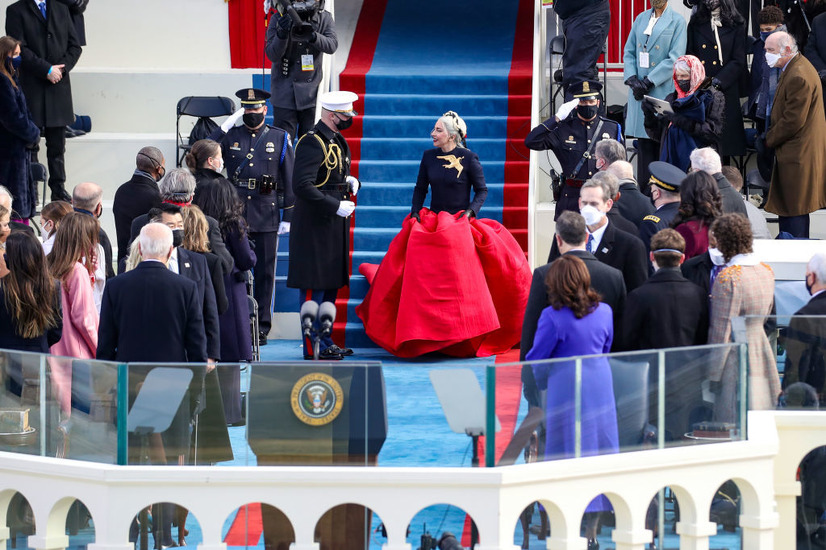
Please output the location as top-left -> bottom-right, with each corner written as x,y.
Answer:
265,142 -> 275,154
301,54 -> 314,71
602,133 -> 610,139
230,142 -> 241,151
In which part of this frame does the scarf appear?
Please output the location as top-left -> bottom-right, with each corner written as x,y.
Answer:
710,8 -> 724,65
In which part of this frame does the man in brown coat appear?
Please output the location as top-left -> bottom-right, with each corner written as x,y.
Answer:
765,31 -> 826,238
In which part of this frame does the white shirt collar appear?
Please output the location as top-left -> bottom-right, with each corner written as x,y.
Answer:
589,219 -> 610,252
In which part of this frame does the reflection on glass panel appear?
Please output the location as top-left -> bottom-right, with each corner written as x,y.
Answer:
0,350 -> 119,463
492,343 -> 746,466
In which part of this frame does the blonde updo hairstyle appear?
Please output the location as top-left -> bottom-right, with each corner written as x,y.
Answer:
439,111 -> 468,149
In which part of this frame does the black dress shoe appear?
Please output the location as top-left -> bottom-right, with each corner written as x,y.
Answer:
258,331 -> 268,346
304,348 -> 343,361
327,344 -> 353,356
50,188 -> 72,202
587,538 -> 599,550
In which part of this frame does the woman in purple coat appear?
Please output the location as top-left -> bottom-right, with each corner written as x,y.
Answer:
192,173 -> 256,426
526,254 -> 618,550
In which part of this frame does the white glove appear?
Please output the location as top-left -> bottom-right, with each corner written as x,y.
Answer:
555,98 -> 579,121
336,200 -> 355,217
278,221 -> 290,235
346,175 -> 360,196
263,0 -> 274,13
220,108 -> 245,133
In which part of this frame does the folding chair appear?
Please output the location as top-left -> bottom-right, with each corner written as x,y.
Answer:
175,96 -> 236,167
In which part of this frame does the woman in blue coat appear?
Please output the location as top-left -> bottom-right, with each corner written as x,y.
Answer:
623,0 -> 686,191
0,36 -> 39,221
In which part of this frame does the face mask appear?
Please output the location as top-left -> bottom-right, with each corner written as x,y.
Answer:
806,273 -> 814,295
243,112 -> 265,128
765,52 -> 781,68
334,115 -> 353,131
156,166 -> 165,182
760,31 -> 772,42
677,79 -> 692,93
577,104 -> 598,120
651,0 -> 667,9
580,204 -> 604,226
171,229 -> 184,248
7,55 -> 21,70
708,247 -> 725,266
41,221 -> 53,240
212,157 -> 224,173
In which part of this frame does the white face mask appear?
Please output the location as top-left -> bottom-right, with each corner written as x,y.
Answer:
765,52 -> 781,68
580,204 -> 605,226
708,247 -> 726,266
212,157 -> 224,173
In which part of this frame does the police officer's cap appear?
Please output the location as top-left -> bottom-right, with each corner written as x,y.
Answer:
648,161 -> 686,192
570,80 -> 602,99
236,88 -> 271,107
321,91 -> 359,116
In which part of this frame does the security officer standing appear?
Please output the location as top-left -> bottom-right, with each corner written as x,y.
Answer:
639,160 -> 685,252
525,80 -> 622,220
264,0 -> 338,141
210,88 -> 294,346
287,91 -> 360,361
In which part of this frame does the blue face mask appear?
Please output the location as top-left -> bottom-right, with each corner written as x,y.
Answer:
760,31 -> 772,42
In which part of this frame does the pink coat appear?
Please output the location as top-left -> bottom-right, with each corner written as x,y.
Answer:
50,262 -> 99,359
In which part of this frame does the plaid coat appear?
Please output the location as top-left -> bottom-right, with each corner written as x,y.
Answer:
708,262 -> 778,422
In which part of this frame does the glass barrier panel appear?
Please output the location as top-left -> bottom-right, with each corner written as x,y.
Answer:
735,314 -> 826,409
487,343 -> 747,466
0,349 -> 120,463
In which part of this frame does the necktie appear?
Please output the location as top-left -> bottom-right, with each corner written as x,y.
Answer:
586,234 -> 595,254
38,1 -> 46,19
709,264 -> 724,293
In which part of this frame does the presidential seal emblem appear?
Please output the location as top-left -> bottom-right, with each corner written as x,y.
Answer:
291,373 -> 344,426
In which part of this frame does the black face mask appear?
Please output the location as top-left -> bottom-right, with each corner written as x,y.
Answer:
577,104 -> 598,120
243,112 -> 265,128
334,115 -> 353,131
172,229 -> 184,248
156,166 -> 165,182
677,79 -> 692,93
806,274 -> 814,295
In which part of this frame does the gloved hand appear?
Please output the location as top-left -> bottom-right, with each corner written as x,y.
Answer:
642,76 -> 654,92
461,209 -> 475,218
626,75 -> 646,101
711,77 -> 723,90
336,200 -> 355,217
819,69 -> 826,80
411,212 -> 421,222
346,175 -> 360,196
277,221 -> 290,235
292,21 -> 315,41
276,13 -> 293,38
221,108 -> 245,133
555,98 -> 579,121
263,0 -> 274,14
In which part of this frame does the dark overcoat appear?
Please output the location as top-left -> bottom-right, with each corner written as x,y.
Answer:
784,292 -> 826,394
5,0 -> 81,128
686,18 -> 746,156
0,73 -> 39,218
265,10 -> 338,111
112,172 -> 162,266
287,121 -> 351,290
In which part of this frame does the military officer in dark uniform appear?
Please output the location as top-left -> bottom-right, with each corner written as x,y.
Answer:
209,88 -> 295,345
287,91 -> 360,361
639,160 -> 685,252
264,0 -> 338,141
524,81 -> 622,220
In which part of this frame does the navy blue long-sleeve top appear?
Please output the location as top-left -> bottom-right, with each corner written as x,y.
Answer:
411,147 -> 487,215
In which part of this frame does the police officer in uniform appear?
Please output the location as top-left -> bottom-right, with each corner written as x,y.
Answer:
639,160 -> 685,252
264,0 -> 338,141
525,81 -> 622,220
287,91 -> 360,361
209,88 -> 295,346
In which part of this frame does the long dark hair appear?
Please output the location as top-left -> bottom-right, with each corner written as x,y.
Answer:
1,231 -> 58,338
47,212 -> 100,281
692,0 -> 744,26
0,36 -> 20,89
671,171 -> 721,228
544,255 -> 601,319
192,177 -> 245,235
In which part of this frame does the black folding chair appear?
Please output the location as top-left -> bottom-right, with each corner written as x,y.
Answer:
175,96 -> 236,167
